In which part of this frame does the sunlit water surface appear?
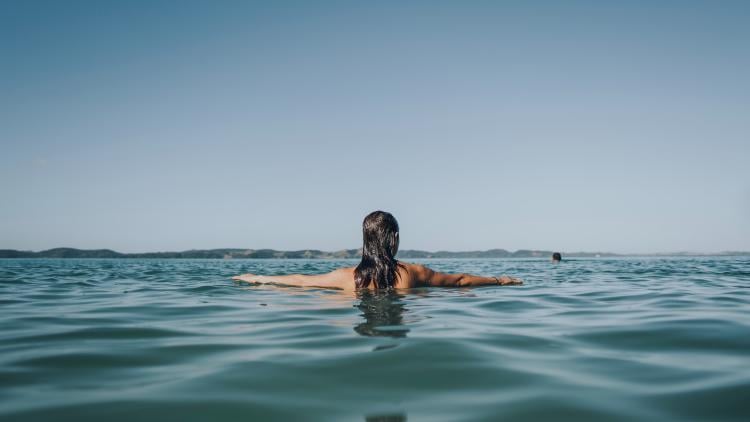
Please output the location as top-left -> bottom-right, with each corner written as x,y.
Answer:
1,258 -> 749,421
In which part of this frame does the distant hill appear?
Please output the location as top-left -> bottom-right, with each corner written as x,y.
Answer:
0,247 -> 356,259
4,247 -> 746,259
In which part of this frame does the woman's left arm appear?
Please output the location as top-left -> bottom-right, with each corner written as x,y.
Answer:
407,264 -> 522,287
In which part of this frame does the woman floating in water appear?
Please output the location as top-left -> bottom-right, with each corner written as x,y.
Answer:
233,211 -> 522,291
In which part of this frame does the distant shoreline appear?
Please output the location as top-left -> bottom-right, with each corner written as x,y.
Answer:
1,248 -> 747,259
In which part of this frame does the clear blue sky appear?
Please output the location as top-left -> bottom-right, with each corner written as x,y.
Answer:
1,0 -> 748,253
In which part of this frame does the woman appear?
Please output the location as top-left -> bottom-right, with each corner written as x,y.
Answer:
232,211 -> 522,291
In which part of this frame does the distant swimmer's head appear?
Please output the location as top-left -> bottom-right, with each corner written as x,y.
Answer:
355,211 -> 403,290
552,252 -> 562,263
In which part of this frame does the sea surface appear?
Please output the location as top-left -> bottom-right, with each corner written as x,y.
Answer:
1,257 -> 749,421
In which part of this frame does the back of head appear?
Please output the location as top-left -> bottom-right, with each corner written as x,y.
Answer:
552,252 -> 562,262
355,211 -> 402,289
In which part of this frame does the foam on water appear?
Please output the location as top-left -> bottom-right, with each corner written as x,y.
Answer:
1,257 -> 749,421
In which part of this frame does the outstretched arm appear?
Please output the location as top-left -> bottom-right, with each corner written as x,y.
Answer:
232,267 -> 354,291
408,264 -> 522,287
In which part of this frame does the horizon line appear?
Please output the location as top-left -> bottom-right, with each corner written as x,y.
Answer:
1,247 -> 748,257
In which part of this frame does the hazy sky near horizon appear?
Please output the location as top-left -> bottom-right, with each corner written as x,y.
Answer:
1,0 -> 749,254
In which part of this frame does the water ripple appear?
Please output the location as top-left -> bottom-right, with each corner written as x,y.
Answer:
0,257 -> 749,421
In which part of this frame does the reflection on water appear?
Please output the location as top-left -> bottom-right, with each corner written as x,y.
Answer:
353,290 -> 409,338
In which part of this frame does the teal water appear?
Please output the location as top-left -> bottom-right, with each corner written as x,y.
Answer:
1,258 -> 749,421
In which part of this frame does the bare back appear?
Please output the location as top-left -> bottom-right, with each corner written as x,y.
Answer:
346,262 -> 433,289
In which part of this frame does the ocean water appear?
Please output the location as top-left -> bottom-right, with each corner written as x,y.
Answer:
1,257 -> 749,421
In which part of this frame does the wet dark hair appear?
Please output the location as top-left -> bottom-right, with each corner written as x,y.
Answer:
552,252 -> 562,261
354,211 -> 404,289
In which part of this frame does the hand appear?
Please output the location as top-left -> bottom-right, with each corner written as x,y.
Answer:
232,273 -> 264,283
497,276 -> 523,285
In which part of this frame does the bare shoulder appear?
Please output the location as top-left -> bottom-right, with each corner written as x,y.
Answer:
396,262 -> 432,288
334,266 -> 357,288
327,266 -> 355,282
331,266 -> 355,278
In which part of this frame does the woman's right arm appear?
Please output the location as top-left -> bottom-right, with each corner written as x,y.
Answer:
232,267 -> 355,291
407,264 -> 522,287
